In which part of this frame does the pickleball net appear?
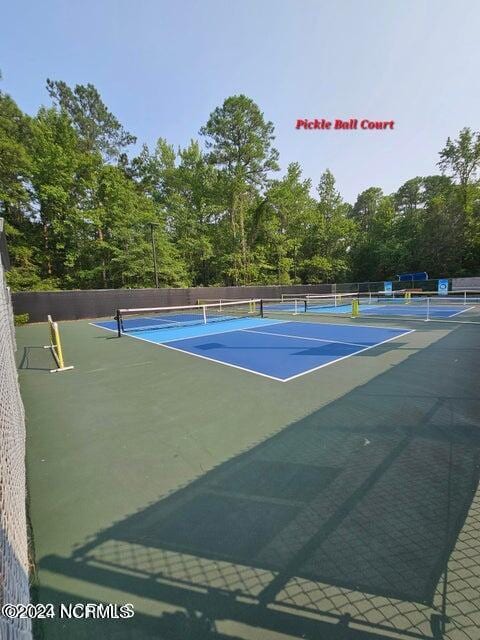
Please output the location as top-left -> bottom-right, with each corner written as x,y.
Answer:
270,292 -> 359,313
116,299 -> 262,335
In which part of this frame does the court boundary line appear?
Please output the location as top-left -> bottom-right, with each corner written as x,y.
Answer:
90,321 -> 416,382
158,329 -> 415,382
262,317 -> 412,331
158,340 -> 286,382
447,306 -> 476,318
241,328 -> 367,348
280,328 -> 415,381
89,319 -> 289,382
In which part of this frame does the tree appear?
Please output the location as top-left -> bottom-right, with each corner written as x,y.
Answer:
0,90 -> 44,289
349,189 -> 399,281
260,163 -> 314,283
394,177 -> 423,216
132,139 -> 219,285
27,106 -> 97,284
172,141 -> 219,285
297,170 -> 355,283
87,164 -> 188,289
438,128 -> 480,193
46,79 -> 136,160
200,95 -> 279,284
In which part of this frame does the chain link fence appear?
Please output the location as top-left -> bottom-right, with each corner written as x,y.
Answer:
0,248 -> 32,639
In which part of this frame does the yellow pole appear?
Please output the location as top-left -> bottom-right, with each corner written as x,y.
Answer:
45,315 -> 74,372
52,322 -> 65,369
351,298 -> 359,318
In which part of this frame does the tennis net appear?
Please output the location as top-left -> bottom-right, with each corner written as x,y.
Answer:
116,299 -> 262,335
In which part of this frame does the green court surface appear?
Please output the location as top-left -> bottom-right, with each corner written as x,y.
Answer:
17,315 -> 480,640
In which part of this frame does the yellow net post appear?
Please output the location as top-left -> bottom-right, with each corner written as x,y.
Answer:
351,298 -> 359,318
44,315 -> 74,373
404,291 -> 411,304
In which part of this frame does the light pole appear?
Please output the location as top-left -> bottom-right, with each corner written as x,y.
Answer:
148,222 -> 159,288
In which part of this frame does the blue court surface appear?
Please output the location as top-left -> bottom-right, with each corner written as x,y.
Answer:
92,317 -> 414,382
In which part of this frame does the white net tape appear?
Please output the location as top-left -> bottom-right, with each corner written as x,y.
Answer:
0,258 -> 32,639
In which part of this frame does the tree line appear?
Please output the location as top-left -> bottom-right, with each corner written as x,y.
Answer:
1,77 -> 479,291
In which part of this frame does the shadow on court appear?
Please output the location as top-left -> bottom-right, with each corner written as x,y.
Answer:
35,325 -> 480,640
17,346 -> 54,372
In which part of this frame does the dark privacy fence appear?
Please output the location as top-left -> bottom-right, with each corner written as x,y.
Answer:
12,284 -> 332,323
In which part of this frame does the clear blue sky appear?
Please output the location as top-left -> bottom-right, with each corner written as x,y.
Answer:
1,0 -> 479,202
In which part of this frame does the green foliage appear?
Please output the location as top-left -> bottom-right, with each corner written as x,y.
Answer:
199,95 -> 280,285
46,79 -> 136,159
438,128 -> 480,189
0,79 -> 479,292
14,313 -> 29,325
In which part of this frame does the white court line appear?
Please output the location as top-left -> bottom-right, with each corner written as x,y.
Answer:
281,329 -> 416,382
266,317 -> 412,331
89,320 -> 416,383
241,328 -> 367,348
159,341 -> 285,382
89,319 -> 287,382
161,319 -> 287,343
89,322 -> 117,333
447,306 -> 476,318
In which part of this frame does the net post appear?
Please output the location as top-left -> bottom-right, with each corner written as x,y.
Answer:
426,297 -> 430,321
116,310 -> 122,337
52,322 -> 64,368
351,298 -> 359,318
303,300 -> 307,313
44,315 -> 74,372
202,305 -> 207,324
464,291 -> 467,306
260,299 -> 264,317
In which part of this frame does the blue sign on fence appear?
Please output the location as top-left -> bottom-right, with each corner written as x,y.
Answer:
438,279 -> 449,296
398,272 -> 428,282
384,281 -> 393,295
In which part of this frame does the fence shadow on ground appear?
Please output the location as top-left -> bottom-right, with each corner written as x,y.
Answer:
37,326 -> 480,640
18,346 -> 53,372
